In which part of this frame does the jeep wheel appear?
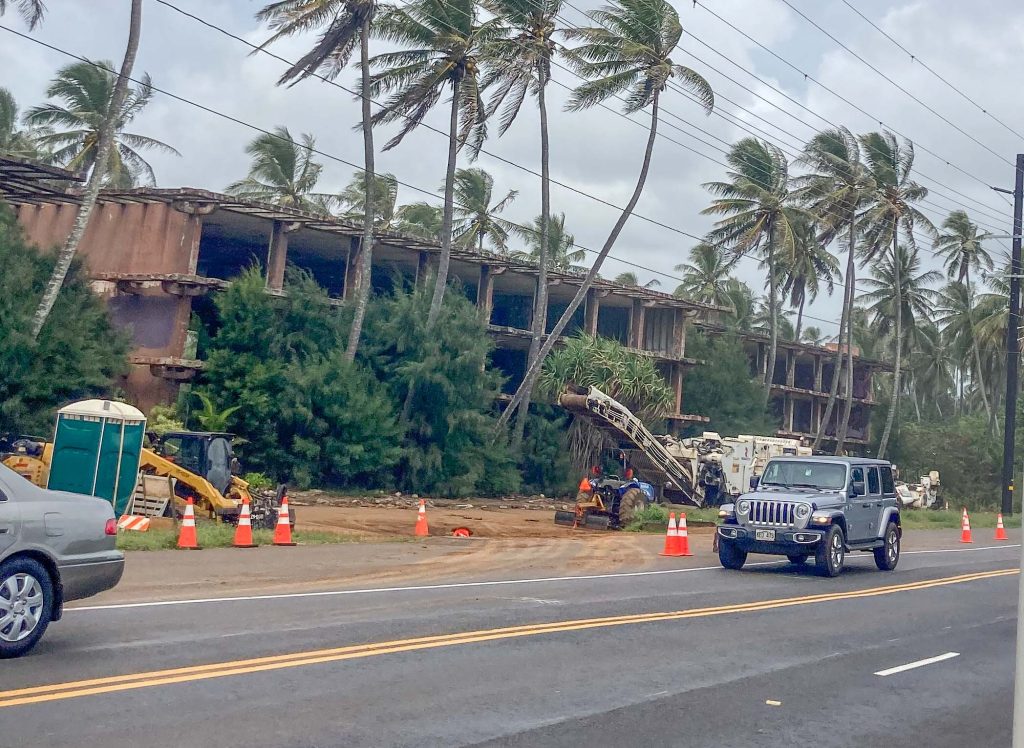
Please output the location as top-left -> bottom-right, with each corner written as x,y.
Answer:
873,521 -> 900,571
787,554 -> 808,565
0,557 -> 54,659
815,525 -> 845,577
718,539 -> 747,570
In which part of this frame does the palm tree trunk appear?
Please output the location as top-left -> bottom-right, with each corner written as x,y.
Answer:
814,218 -> 855,450
764,225 -> 778,394
426,73 -> 463,328
344,16 -> 377,364
835,264 -> 856,454
787,293 -> 804,387
512,68 -> 552,449
30,0 -> 142,339
877,228 -> 901,458
912,378 -> 921,422
963,268 -> 993,426
496,94 -> 661,432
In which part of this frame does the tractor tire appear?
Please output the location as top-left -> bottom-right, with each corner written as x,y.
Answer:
574,490 -> 592,505
616,488 -> 647,527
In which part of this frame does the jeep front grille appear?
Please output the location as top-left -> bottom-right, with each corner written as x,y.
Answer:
748,500 -> 797,527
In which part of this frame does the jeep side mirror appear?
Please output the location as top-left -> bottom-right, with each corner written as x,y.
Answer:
850,480 -> 866,497
749,475 -> 760,490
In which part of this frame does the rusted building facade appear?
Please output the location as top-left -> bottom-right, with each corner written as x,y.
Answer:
5,176 -> 886,447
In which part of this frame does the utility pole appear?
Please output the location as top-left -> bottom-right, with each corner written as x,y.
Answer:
997,153 -> 1023,519
1006,153 -> 1024,748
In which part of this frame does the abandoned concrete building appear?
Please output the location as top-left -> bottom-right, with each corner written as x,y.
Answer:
2,160 -> 887,447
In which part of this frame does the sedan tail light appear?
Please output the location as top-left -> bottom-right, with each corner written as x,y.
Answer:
105,518 -> 118,536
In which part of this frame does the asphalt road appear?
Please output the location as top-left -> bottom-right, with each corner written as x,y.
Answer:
1,539 -> 1021,748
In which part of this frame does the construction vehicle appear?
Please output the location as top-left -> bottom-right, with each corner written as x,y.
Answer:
554,456 -> 656,530
2,428 -> 288,530
557,386 -> 810,509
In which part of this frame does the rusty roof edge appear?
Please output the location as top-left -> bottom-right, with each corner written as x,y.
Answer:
91,187 -> 729,315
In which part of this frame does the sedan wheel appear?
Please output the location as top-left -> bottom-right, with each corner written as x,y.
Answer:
0,558 -> 54,658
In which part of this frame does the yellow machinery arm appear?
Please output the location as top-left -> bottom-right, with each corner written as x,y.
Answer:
138,448 -> 249,519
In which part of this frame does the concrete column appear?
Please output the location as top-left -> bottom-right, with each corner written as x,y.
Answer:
814,355 -> 823,391
478,264 -> 495,324
785,396 -> 795,432
416,251 -> 435,285
673,364 -> 684,415
584,288 -> 600,335
266,220 -> 290,292
786,350 -> 795,388
671,309 -> 685,359
343,236 -> 361,300
171,199 -> 217,275
629,299 -> 645,349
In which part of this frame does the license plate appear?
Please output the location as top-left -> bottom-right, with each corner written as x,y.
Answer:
755,529 -> 776,541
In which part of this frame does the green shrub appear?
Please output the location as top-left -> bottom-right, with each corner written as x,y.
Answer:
243,472 -> 274,490
626,503 -> 668,532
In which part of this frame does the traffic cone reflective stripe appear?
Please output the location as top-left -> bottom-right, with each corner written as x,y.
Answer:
233,497 -> 257,548
414,499 -> 429,537
177,498 -> 201,550
677,513 -> 693,557
660,513 -> 682,556
960,507 -> 973,544
273,496 -> 296,546
995,513 -> 1009,541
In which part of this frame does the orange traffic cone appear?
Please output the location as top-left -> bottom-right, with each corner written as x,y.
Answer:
995,513 -> 1009,541
177,497 -> 201,550
414,499 -> 429,537
233,497 -> 257,548
960,507 -> 973,544
273,496 -> 296,546
677,513 -> 693,557
659,513 -> 682,556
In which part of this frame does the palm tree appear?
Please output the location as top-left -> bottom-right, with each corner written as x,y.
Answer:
29,1 -> 144,340
614,271 -> 659,288
911,321 -> 953,419
395,201 -> 443,240
256,0 -> 383,363
794,126 -> 871,452
801,326 -> 828,346
495,0 -> 713,432
451,167 -> 518,252
482,0 -> 562,447
860,245 -> 941,343
225,127 -> 338,213
753,295 -> 795,341
779,216 -> 840,384
934,210 -> 995,421
0,88 -> 45,160
25,61 -> 177,187
369,0 -> 500,327
512,212 -> 585,271
721,278 -> 756,331
935,281 -> 993,422
859,130 -> 935,458
0,0 -> 44,28
340,170 -> 399,229
673,243 -> 737,305
702,138 -> 805,393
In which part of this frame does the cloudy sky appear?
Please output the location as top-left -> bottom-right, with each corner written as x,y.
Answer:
2,0 -> 1022,340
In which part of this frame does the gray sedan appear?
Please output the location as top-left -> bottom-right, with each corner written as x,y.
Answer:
0,464 -> 125,658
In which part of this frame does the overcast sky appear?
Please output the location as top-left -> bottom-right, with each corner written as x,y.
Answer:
2,0 -> 1022,339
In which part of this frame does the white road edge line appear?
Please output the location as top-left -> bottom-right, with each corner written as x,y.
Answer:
66,543 -> 1020,613
874,651 -> 960,676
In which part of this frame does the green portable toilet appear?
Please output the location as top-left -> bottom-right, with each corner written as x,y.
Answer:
47,400 -> 147,515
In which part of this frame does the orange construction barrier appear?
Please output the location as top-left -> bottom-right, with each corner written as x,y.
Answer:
960,507 -> 973,544
414,499 -> 429,537
273,496 -> 296,546
659,513 -> 682,556
177,497 -> 201,550
677,513 -> 693,557
995,512 -> 1009,541
233,497 -> 257,548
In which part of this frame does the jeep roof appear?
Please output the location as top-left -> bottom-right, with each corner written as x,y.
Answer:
766,456 -> 890,466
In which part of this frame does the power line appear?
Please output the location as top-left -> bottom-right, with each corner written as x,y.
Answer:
687,0 -> 1013,217
775,0 -> 1015,170
839,0 -> 1024,142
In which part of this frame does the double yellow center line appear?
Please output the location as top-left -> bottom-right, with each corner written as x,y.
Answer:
1,567 -> 1015,709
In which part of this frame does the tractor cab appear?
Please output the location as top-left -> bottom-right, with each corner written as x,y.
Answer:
151,431 -> 239,496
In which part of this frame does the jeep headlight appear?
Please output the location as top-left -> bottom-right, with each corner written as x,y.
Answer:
810,510 -> 831,525
737,500 -> 750,515
795,503 -> 810,520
